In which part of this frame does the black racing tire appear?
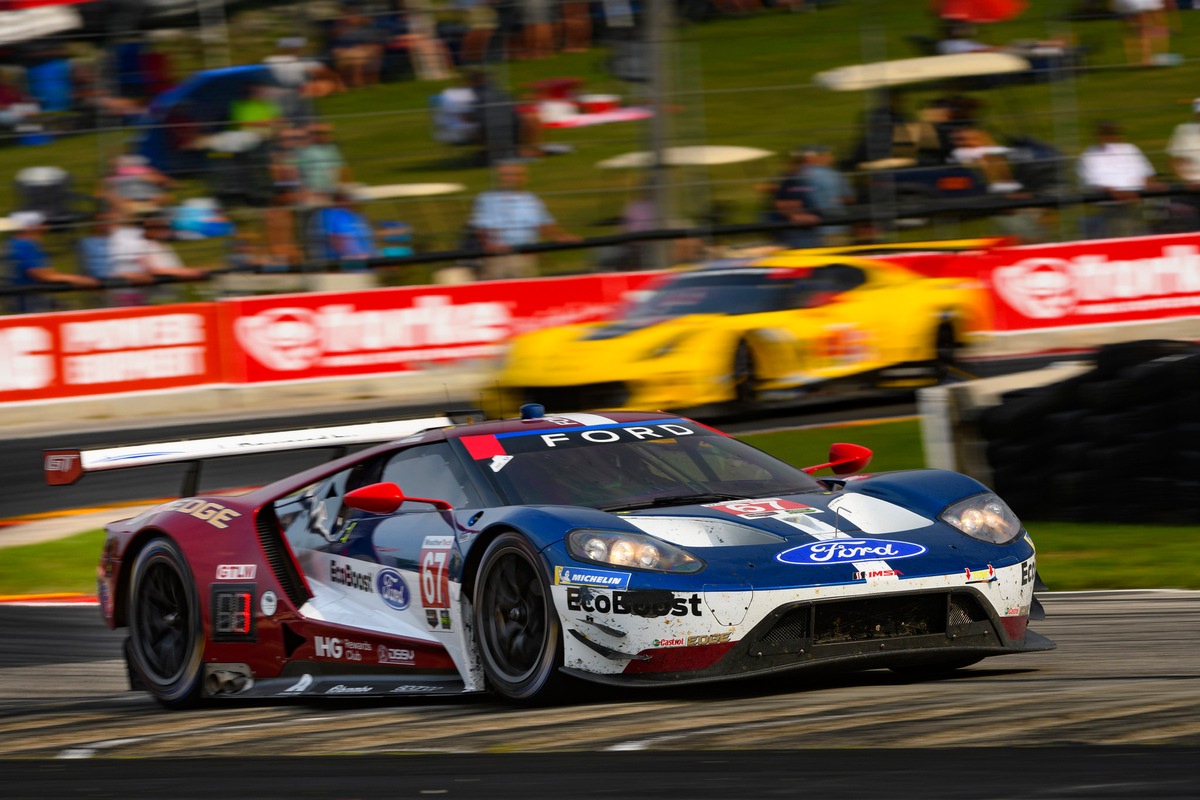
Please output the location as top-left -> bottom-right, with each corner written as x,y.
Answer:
473,532 -> 564,703
1042,409 -> 1088,443
1093,339 -> 1196,379
1179,424 -> 1200,452
127,537 -> 205,709
888,656 -> 983,678
1078,378 -> 1142,413
732,340 -> 759,409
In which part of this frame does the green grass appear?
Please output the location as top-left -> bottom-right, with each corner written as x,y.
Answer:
0,529 -> 104,597
742,418 -> 928,473
1028,521 -> 1200,591
3,419 -> 1197,595
8,0 -> 1199,288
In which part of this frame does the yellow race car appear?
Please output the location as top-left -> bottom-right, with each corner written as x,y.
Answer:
493,242 -> 996,415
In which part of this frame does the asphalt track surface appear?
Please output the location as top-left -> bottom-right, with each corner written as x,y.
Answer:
1,592 -> 1198,798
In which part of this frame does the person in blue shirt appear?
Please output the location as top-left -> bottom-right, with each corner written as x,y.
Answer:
78,215 -> 116,280
801,145 -> 855,245
5,212 -> 98,314
308,190 -> 376,269
771,155 -> 822,250
469,162 -> 578,279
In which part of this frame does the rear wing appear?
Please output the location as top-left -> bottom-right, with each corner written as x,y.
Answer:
44,412 -> 477,496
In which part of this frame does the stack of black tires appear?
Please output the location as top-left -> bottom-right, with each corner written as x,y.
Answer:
979,340 -> 1200,524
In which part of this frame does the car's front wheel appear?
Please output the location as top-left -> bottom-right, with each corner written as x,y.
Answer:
127,537 -> 205,708
473,533 -> 564,703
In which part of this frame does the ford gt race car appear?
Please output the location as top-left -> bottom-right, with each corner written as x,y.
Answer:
46,406 -> 1051,707
491,243 -> 995,415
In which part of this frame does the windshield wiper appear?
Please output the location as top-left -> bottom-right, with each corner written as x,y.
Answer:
601,493 -> 746,512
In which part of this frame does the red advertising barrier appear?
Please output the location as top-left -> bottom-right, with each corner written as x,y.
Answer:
0,304 -> 223,403
901,234 -> 1200,333
218,272 -> 662,384
4,235 -> 1195,405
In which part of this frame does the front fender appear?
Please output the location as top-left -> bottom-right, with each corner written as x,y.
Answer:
845,469 -> 995,520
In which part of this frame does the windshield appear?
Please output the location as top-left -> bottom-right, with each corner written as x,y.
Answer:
464,421 -> 822,509
621,267 -> 860,321
625,271 -> 790,319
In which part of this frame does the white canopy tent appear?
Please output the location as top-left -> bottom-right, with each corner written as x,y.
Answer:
0,5 -> 84,47
814,52 -> 1032,93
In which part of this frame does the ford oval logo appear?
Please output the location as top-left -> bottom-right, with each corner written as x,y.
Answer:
376,568 -> 411,611
777,538 -> 926,565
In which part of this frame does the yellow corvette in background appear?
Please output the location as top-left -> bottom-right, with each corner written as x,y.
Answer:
493,243 -> 996,415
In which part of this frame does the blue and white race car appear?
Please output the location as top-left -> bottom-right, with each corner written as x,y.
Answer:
56,406 -> 1052,707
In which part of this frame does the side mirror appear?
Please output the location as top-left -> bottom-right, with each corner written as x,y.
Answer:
801,442 -> 873,476
344,482 -> 453,514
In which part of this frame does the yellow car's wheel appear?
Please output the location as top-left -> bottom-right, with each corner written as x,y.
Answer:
933,320 -> 960,383
733,341 -> 759,408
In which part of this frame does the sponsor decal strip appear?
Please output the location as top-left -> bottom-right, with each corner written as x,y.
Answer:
555,566 -> 632,589
494,418 -> 691,440
462,420 -> 701,460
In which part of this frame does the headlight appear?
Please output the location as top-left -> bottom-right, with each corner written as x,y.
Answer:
940,493 -> 1022,544
567,529 -> 704,573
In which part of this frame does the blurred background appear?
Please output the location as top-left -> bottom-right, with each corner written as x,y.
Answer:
3,0 -> 1200,299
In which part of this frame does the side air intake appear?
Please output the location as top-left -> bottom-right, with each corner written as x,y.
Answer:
255,507 -> 310,609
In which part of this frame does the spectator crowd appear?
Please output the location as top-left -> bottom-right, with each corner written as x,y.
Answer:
3,0 -> 1199,314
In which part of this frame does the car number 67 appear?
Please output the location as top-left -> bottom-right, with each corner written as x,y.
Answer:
716,498 -> 808,515
420,545 -> 452,609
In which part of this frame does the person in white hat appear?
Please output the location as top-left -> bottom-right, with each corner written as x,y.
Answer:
264,37 -> 344,122
5,211 -> 98,314
106,212 -> 207,306
1167,99 -> 1200,186
1166,99 -> 1200,227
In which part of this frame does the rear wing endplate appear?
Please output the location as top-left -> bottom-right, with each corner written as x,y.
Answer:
44,414 -> 463,495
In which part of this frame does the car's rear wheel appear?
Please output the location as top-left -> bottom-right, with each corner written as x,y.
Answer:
473,533 -> 564,703
732,341 -> 759,408
128,537 -> 205,709
932,319 -> 959,382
